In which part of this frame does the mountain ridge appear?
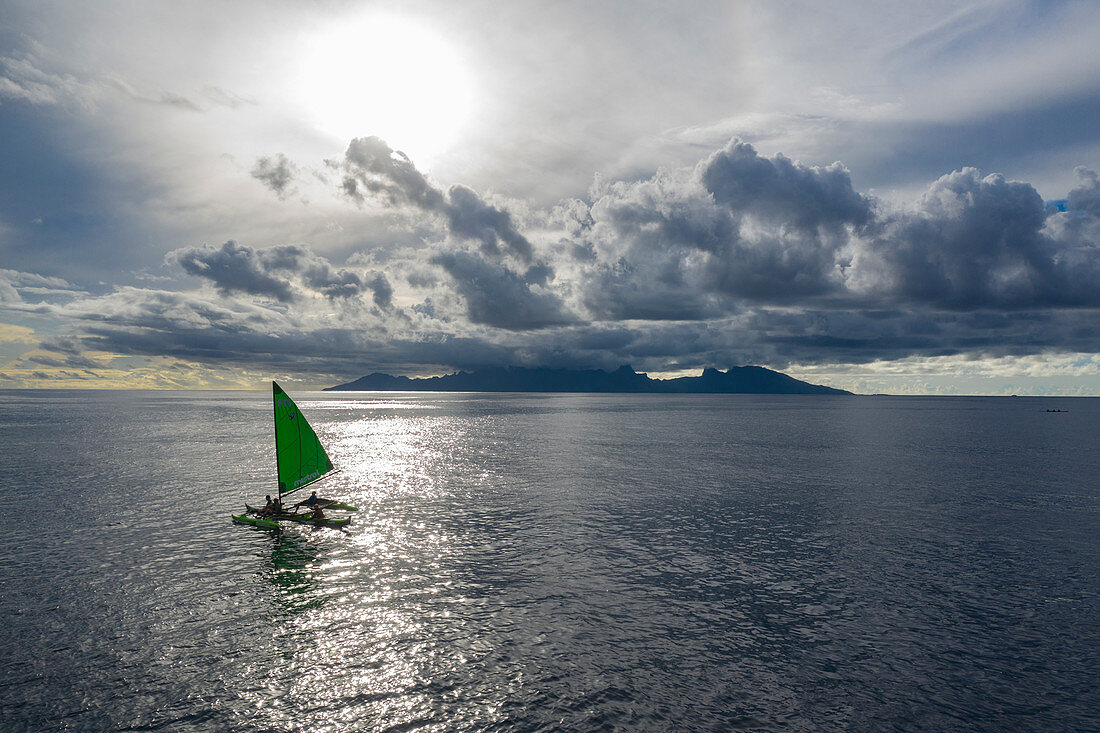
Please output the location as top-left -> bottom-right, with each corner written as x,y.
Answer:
325,365 -> 851,395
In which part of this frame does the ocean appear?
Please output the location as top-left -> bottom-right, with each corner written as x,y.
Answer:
1,390 -> 1097,732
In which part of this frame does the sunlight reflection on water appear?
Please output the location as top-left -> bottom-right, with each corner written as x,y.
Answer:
236,397 -> 501,731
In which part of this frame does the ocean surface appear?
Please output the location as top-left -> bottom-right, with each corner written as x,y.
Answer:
1,390 -> 1097,732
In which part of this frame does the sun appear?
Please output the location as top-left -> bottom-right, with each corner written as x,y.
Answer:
296,12 -> 474,165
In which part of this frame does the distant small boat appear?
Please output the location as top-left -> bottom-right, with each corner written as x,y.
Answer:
1044,409 -> 1068,413
231,381 -> 357,530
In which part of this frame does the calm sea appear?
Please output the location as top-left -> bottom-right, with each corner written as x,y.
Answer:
0,390 -> 1097,732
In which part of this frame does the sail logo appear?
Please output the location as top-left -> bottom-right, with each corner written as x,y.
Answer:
293,470 -> 321,488
276,398 -> 297,419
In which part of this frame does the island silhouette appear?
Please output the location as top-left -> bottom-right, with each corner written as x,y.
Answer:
326,365 -> 851,395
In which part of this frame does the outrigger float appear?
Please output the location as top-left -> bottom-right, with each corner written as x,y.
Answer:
231,381 -> 357,530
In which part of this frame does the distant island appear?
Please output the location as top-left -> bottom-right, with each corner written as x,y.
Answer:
326,365 -> 851,395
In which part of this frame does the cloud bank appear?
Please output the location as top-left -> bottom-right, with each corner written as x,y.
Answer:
4,137 -> 1100,387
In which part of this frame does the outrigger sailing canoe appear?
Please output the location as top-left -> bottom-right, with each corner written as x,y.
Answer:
231,381 -> 357,530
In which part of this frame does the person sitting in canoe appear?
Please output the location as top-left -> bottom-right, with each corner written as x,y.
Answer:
296,491 -> 319,509
259,495 -> 281,516
311,504 -> 326,523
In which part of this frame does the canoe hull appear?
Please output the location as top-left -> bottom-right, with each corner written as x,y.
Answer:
232,514 -> 281,530
244,505 -> 351,529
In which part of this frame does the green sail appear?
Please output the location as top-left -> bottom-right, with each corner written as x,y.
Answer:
272,381 -> 335,497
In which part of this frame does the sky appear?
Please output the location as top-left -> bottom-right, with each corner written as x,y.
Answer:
1,0 -> 1099,394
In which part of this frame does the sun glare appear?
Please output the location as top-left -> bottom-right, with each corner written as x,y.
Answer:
297,13 -> 474,165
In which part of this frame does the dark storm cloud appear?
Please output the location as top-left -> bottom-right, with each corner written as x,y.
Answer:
300,259 -> 394,308
1048,168 -> 1100,253
701,139 -> 873,231
340,137 -> 536,262
429,251 -> 574,330
168,241 -> 392,306
575,171 -> 733,320
574,144 -> 863,317
44,285 -> 688,376
568,141 -> 1100,326
1067,166 -> 1100,216
251,153 -> 297,199
704,229 -> 845,302
171,241 -> 297,302
583,260 -> 723,321
340,136 -> 445,210
445,184 -> 534,261
362,271 -> 394,309
851,168 -> 1100,309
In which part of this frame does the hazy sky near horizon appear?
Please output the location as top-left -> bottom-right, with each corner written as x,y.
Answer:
2,0 -> 1100,393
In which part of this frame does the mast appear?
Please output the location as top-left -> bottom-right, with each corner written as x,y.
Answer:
272,380 -> 280,504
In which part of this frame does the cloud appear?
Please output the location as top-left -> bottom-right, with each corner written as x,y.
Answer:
43,288 -> 302,367
429,251 -> 574,330
570,169 -> 731,320
567,142 -> 871,318
300,258 -> 393,308
847,168 -> 1100,309
701,139 -> 873,231
340,137 -> 536,262
1045,168 -> 1100,264
0,322 -> 36,344
104,76 -> 202,112
340,136 -> 445,210
26,369 -> 99,381
251,154 -> 297,199
1068,166 -> 1100,216
171,241 -> 297,302
695,141 -> 870,303
167,241 -> 393,306
0,54 -> 83,106
362,271 -> 394,309
444,184 -> 534,262
24,351 -> 103,370
555,140 -> 1100,330
0,269 -> 77,303
201,85 -> 255,109
29,285 -> 483,376
0,53 -> 200,113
